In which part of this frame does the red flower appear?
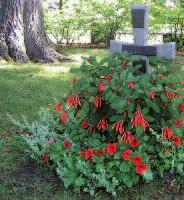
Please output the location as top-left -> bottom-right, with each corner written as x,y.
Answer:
106,143 -> 117,156
63,140 -> 72,149
84,149 -> 94,160
67,95 -> 75,108
136,163 -> 148,174
97,118 -> 108,130
112,120 -> 125,134
122,62 -> 127,70
150,91 -> 155,99
61,112 -> 67,124
180,81 -> 184,85
54,102 -> 62,112
173,136 -> 182,147
99,82 -> 105,92
43,154 -> 49,164
131,110 -> 149,131
162,127 -> 174,140
128,81 -> 134,89
132,155 -> 143,166
88,124 -> 95,133
160,74 -> 165,80
122,149 -> 132,161
179,103 -> 184,113
129,137 -> 140,149
79,151 -> 85,156
95,150 -> 105,157
106,74 -> 112,83
75,94 -> 81,108
166,90 -> 177,100
81,119 -> 88,129
94,96 -> 102,109
168,146 -> 172,152
176,119 -> 183,128
127,99 -> 131,105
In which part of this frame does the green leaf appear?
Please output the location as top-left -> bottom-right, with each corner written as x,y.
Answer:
114,151 -> 122,160
87,87 -> 98,95
177,163 -> 184,175
64,176 -> 75,188
75,177 -> 85,187
136,126 -> 144,134
76,101 -> 89,121
120,161 -> 131,173
142,107 -> 149,115
160,92 -> 168,102
144,115 -> 155,122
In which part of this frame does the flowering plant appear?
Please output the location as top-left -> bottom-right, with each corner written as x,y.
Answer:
20,53 -> 184,196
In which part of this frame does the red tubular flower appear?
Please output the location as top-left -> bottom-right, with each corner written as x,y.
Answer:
173,136 -> 182,147
54,102 -> 62,112
99,82 -> 105,92
106,74 -> 112,83
95,150 -> 105,157
112,120 -> 125,134
150,91 -> 155,99
67,95 -> 75,108
43,154 -> 49,164
84,149 -> 94,160
97,119 -> 108,130
94,96 -> 102,109
81,119 -> 88,129
106,143 -> 117,156
179,103 -> 184,113
61,112 -> 67,124
75,94 -> 81,108
166,90 -> 177,100
168,146 -> 172,152
88,124 -> 95,133
128,81 -> 134,89
162,127 -> 174,140
127,99 -> 131,105
131,110 -> 149,131
122,149 -> 132,161
132,155 -> 143,166
122,62 -> 127,70
180,81 -> 184,85
176,119 -> 183,128
119,132 -> 140,149
136,163 -> 148,174
63,141 -> 72,149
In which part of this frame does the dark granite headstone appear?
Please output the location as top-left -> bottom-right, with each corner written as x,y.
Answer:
122,45 -> 157,56
131,9 -> 145,28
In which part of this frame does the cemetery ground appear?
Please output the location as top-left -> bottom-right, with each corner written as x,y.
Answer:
0,48 -> 184,200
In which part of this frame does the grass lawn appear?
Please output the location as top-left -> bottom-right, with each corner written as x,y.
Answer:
0,48 -> 184,200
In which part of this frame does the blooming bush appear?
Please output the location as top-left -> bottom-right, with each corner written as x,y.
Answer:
19,53 -> 184,196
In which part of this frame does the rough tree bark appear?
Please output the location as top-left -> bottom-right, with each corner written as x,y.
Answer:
0,0 -> 68,63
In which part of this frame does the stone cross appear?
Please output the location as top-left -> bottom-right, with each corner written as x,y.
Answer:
110,4 -> 176,73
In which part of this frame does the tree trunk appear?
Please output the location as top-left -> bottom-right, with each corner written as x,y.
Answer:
0,0 -> 68,63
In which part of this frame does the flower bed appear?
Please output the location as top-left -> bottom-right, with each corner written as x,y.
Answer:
19,54 -> 184,196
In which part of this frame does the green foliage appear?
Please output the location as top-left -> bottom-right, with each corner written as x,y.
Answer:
44,0 -> 184,46
18,53 -> 184,196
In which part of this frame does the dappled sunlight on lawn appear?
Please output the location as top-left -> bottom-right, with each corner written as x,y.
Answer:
43,65 -> 71,73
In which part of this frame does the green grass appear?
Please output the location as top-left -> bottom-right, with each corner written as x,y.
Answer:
0,48 -> 184,200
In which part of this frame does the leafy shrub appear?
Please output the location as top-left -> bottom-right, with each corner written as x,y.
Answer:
18,54 -> 184,196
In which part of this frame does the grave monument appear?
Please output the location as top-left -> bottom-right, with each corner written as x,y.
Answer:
110,4 -> 176,73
